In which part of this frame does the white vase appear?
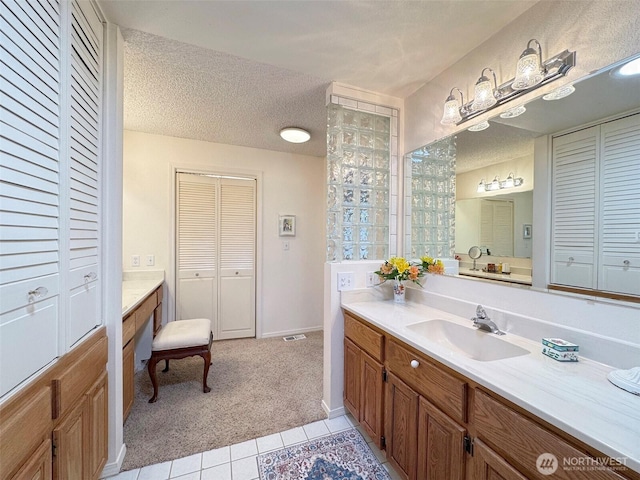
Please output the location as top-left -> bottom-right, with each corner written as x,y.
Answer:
393,279 -> 405,303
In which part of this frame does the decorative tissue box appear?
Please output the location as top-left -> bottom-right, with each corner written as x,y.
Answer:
542,338 -> 579,362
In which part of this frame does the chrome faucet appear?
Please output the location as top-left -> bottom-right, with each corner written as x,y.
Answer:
471,305 -> 505,335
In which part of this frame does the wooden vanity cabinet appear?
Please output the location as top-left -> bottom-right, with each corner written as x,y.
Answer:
342,310 -> 639,480
385,338 -> 468,480
122,284 -> 163,423
343,313 -> 385,448
0,328 -> 108,480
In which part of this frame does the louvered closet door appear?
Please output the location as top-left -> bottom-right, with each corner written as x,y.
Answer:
176,174 -> 218,322
218,178 -> 255,340
66,0 -> 103,347
599,114 -> 640,295
551,126 -> 599,289
0,0 -> 62,395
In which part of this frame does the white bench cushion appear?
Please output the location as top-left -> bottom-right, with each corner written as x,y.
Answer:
152,318 -> 211,351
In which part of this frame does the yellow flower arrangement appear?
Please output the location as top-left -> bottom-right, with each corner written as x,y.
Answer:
375,256 -> 445,287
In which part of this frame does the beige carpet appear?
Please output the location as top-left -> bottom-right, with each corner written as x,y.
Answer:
122,330 -> 325,471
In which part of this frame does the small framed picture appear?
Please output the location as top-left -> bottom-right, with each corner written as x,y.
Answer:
279,215 -> 296,236
523,224 -> 532,239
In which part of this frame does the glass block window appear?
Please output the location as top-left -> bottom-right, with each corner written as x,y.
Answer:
326,104 -> 392,261
405,136 -> 456,259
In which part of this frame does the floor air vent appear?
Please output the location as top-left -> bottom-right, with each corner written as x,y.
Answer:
283,334 -> 307,342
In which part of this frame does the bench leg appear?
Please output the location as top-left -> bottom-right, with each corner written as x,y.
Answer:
201,349 -> 211,393
148,355 -> 160,403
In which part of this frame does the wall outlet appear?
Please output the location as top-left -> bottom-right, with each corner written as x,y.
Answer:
131,255 -> 140,267
146,254 -> 155,266
337,272 -> 355,291
366,271 -> 379,287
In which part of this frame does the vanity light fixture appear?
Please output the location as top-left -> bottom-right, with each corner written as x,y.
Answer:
279,127 -> 310,143
502,172 -> 515,188
512,39 -> 545,90
478,172 -> 524,192
472,68 -> 499,111
543,84 -> 575,101
468,121 -> 490,132
440,40 -> 575,126
440,88 -> 465,125
487,176 -> 501,191
499,105 -> 526,119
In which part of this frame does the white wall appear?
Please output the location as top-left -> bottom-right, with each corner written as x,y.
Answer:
123,130 -> 325,337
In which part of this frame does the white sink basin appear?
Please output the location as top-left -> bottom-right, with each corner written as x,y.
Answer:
406,319 -> 530,362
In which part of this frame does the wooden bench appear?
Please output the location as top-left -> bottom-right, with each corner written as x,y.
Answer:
147,318 -> 213,403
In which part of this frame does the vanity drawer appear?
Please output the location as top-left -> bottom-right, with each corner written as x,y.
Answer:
474,389 -> 628,480
387,339 -> 466,423
344,313 -> 384,362
122,312 -> 136,346
135,291 -> 157,331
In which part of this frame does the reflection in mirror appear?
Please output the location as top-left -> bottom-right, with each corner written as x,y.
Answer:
405,52 -> 640,290
456,191 -> 533,257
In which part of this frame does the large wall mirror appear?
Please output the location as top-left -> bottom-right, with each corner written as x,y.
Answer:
405,52 -> 640,289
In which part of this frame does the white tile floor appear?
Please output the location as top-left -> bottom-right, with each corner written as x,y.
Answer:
108,414 -> 402,480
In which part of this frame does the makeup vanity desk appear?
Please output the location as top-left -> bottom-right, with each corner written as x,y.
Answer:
122,271 -> 164,421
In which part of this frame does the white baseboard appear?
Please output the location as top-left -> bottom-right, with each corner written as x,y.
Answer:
100,443 -> 126,478
260,325 -> 323,339
322,399 -> 346,419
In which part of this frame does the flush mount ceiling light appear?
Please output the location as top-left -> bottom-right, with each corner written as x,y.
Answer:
543,84 -> 575,101
472,68 -> 499,111
499,105 -> 527,119
468,121 -> 490,132
440,88 -> 465,125
611,57 -> 640,78
512,39 -> 545,90
440,39 -> 575,127
279,127 -> 310,143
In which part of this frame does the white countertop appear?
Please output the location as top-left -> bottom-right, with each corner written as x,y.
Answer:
122,271 -> 164,317
458,267 -> 532,285
341,298 -> 640,473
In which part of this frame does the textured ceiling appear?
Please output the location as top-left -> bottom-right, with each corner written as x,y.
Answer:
99,0 -> 538,157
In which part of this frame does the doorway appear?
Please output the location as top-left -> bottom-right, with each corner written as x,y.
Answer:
175,172 -> 256,339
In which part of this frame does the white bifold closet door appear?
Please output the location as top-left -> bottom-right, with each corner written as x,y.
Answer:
176,173 -> 256,340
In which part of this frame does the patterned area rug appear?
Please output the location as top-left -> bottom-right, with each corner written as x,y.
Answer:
257,429 -> 391,480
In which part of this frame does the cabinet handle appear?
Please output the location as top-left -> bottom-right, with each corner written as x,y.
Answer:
623,260 -> 630,266
568,257 -> 574,262
410,360 -> 419,369
195,273 -> 199,277
27,286 -> 48,303
84,271 -> 97,282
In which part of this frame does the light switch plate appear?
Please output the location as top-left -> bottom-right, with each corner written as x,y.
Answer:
366,271 -> 380,287
337,272 -> 355,291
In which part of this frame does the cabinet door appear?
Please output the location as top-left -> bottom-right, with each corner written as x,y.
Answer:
123,339 -> 135,422
473,440 -> 528,480
551,126 -> 599,289
385,373 -> 419,480
87,373 -> 107,479
360,351 -> 383,448
599,113 -> 640,295
344,338 -> 361,419
52,401 -> 88,480
417,397 -> 466,480
11,438 -> 52,480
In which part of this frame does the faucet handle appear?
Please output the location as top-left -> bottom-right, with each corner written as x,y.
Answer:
475,305 -> 487,319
